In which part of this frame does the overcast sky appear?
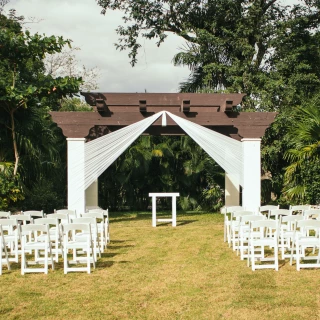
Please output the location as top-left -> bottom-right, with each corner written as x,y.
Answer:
7,0 -> 298,93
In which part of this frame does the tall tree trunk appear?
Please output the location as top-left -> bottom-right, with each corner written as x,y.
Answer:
10,109 -> 19,176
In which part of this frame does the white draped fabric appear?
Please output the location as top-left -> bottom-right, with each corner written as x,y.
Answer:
83,111 -> 166,189
165,112 -> 243,186
70,111 -> 243,199
68,111 -> 248,213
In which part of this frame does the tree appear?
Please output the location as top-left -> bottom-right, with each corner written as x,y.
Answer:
44,47 -> 100,92
282,98 -> 320,203
97,1 -> 320,110
0,13 -> 82,176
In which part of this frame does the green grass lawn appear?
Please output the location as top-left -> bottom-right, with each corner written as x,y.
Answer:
1,211 -> 320,319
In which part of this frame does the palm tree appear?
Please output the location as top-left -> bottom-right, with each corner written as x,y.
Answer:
283,101 -> 320,202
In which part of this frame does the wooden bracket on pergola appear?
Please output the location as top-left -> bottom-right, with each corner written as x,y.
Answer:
139,100 -> 147,113
181,100 -> 191,113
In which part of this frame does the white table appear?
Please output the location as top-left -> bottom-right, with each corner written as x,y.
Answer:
149,192 -> 180,227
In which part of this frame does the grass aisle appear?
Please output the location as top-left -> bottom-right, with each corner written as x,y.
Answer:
1,212 -> 320,319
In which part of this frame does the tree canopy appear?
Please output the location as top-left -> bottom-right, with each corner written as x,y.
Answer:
97,0 -> 320,109
0,12 -> 82,210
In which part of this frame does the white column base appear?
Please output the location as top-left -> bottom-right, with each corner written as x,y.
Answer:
225,173 -> 240,206
67,138 -> 86,215
242,138 -> 261,212
85,179 -> 98,209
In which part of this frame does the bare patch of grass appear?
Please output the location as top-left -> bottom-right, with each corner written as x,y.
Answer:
0,211 -> 320,319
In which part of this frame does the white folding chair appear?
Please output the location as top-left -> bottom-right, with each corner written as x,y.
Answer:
237,215 -> 266,260
0,225 -> 11,275
81,212 -> 106,250
62,223 -> 95,274
279,215 -> 304,259
88,209 -> 110,243
290,220 -> 320,270
20,224 -> 54,275
0,219 -> 20,263
34,217 -> 63,263
247,220 -> 279,271
220,206 -> 244,244
229,211 -> 255,251
70,217 -> 101,260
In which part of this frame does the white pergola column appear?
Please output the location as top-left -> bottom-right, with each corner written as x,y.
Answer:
241,138 -> 261,211
67,138 -> 86,214
225,173 -> 240,206
85,179 -> 98,208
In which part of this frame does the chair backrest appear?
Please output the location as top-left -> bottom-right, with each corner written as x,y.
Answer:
295,219 -> 320,235
303,209 -> 320,220
289,205 -> 311,215
81,212 -> 104,220
231,211 -> 255,220
250,219 -> 278,236
269,209 -> 291,220
22,210 -> 44,218
0,211 -> 11,218
88,208 -> 109,218
62,223 -> 91,234
46,213 -> 69,224
221,206 -> 244,214
10,214 -> 32,224
71,217 -> 96,224
56,209 -> 76,219
279,215 -> 304,231
259,205 -> 279,215
0,218 -> 18,227
240,215 -> 265,224
33,218 -> 59,226
20,224 -> 49,236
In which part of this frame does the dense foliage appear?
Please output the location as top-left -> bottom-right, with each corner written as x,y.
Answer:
98,0 -> 320,204
99,136 -> 224,211
0,12 -> 82,211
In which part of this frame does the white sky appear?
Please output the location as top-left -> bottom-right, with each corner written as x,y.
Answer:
7,0 -> 299,93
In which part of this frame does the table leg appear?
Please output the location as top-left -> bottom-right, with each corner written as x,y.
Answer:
152,196 -> 157,227
172,196 -> 177,227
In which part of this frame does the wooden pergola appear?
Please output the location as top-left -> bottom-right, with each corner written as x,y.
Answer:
50,93 -> 277,213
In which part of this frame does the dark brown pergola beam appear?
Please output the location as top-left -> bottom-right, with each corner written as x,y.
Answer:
50,93 -> 277,140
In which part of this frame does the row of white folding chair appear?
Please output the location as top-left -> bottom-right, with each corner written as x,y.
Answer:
225,213 -> 279,271
87,208 -> 110,244
289,219 -> 320,270
62,223 -> 95,274
0,215 -> 96,274
240,216 -> 320,271
229,210 -> 263,251
22,220 -> 96,274
20,224 -> 55,275
83,211 -> 108,249
247,219 -> 279,271
220,206 -> 244,244
0,224 -> 11,275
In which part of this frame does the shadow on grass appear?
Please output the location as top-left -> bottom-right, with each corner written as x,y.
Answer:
107,245 -> 134,250
110,210 -> 212,224
155,220 -> 198,227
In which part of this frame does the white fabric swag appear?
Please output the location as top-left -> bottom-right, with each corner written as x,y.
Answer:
71,111 -> 243,195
